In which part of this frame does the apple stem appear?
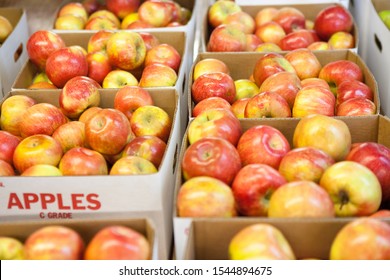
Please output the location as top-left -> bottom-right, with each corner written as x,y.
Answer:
338,189 -> 349,211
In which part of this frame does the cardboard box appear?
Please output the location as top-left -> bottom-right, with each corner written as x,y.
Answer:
0,88 -> 180,260
0,8 -> 29,98
200,2 -> 359,53
349,0 -> 370,59
188,50 -> 380,120
173,114 -> 390,260
366,0 -> 390,117
0,217 -> 156,259
183,218 -> 390,260
235,0 -> 350,9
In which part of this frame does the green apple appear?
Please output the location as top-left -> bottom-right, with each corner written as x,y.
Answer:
379,10 -> 390,29
0,237 -> 24,260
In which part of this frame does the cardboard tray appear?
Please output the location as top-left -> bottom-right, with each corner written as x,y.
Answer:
188,50 -> 380,120
200,2 -> 359,53
235,0 -> 350,9
0,217 -> 156,259
0,8 -> 29,98
0,88 -> 180,260
173,114 -> 390,260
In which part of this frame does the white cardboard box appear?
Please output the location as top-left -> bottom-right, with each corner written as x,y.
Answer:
0,88 -> 180,260
349,0 -> 370,59
236,0 -> 350,9
0,8 -> 29,98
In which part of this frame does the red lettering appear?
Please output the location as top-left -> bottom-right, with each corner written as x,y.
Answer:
56,194 -> 71,210
8,193 -> 24,209
71,194 -> 86,210
40,193 -> 56,209
23,193 -> 39,209
86,193 -> 101,210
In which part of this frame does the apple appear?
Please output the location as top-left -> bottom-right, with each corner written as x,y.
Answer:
54,14 -> 85,30
88,10 -> 121,29
78,106 -> 102,123
330,218 -> 390,260
228,223 -> 295,260
371,210 -> 390,218
273,7 -> 306,34
138,63 -> 178,87
187,108 -> 242,146
237,125 -> 290,169
0,130 -> 21,165
106,31 -> 146,71
293,114 -> 351,161
102,69 -> 138,88
193,58 -> 230,81
207,0 -> 241,28
231,98 -> 250,118
109,155 -> 157,175
144,43 -> 181,73
252,52 -> 296,87
84,225 -> 150,260
379,10 -> 390,29
0,15 -> 13,43
13,134 -> 63,174
245,34 -> 263,51
125,20 -> 154,29
308,41 -> 332,51
259,71 -> 301,108
254,21 -> 286,45
52,121 -> 86,153
192,97 -> 232,117
137,0 -> 174,27
87,30 -> 114,53
32,72 -> 52,84
138,32 -> 160,52
0,95 -> 36,137
301,77 -> 331,90
268,180 -> 335,218
255,7 -> 278,28
46,46 -> 88,88
232,163 -> 286,216
130,105 -> 171,143
255,42 -> 282,52
177,176 -> 236,217
182,137 -> 241,185
314,4 -> 353,41
223,11 -> 255,34
207,24 -> 247,52
244,91 -> 292,118
85,16 -> 119,30
57,2 -> 88,23
121,135 -> 166,168
279,29 -> 319,51
328,31 -> 354,49
318,60 -> 363,94
192,72 -> 236,105
120,12 -> 139,29
114,85 -> 153,120
336,97 -> 376,116
28,81 -> 58,89
346,142 -> 390,202
320,161 -> 382,217
279,147 -> 335,183
292,85 -> 336,117
336,79 -> 373,105
59,75 -> 101,119
284,48 -> 322,80
0,159 -> 15,176
87,51 -> 113,85
234,79 -> 259,101
19,103 -> 68,138
82,0 -> 102,14
0,237 -> 24,260
24,225 -> 84,260
106,0 -> 140,19
26,30 -> 66,71
21,164 -> 63,176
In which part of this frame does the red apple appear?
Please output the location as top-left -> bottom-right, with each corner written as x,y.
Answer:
192,96 -> 232,117
330,218 -> 390,260
301,77 -> 330,89
336,97 -> 376,116
102,69 -> 138,88
177,176 -> 237,217
244,91 -> 291,118
0,159 -> 15,176
138,63 -> 178,87
46,46 -> 88,88
85,16 -> 119,30
57,2 -> 88,23
245,34 -> 263,51
279,29 -> 319,51
87,10 -> 121,29
231,98 -> 250,118
223,11 -> 256,34
207,0 -> 241,28
192,72 -> 236,105
182,137 -> 241,185
207,24 -> 247,52
237,125 -> 290,169
371,210 -> 390,218
84,225 -> 150,260
144,43 -> 181,73
87,51 -> 112,85
130,105 -> 171,143
82,0 -> 102,14
13,134 -> 63,174
109,155 -> 157,175
254,21 -> 286,45
193,58 -> 230,81
293,114 -> 351,161
336,79 -> 373,105
52,121 -> 86,153
24,226 -> 84,260
273,7 -> 306,34
0,130 -> 21,165
138,32 -> 160,52
328,31 -> 355,49
284,48 -> 322,80
314,4 -> 354,41
346,142 -> 390,202
137,0 -> 174,27
26,30 -> 66,71
308,41 -> 333,51
78,107 -> 102,123
121,135 -> 166,168
279,147 -> 335,183
85,108 -> 131,155
187,108 -> 242,146
87,30 -> 114,53
255,42 -> 282,52
106,0 -> 140,19
59,76 -> 101,119
255,7 -> 278,28
232,163 -> 287,216
21,164 -> 62,176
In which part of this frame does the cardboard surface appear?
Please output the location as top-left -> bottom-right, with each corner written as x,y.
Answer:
188,50 -> 380,120
0,8 -> 29,98
173,114 -> 390,260
236,0 -> 350,9
0,88 -> 180,260
349,0 -> 370,59
0,217 -> 156,259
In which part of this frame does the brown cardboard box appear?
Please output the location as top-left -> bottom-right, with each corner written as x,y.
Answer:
0,88 -> 180,260
174,114 -> 390,259
0,217 -> 156,259
188,50 -> 380,119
